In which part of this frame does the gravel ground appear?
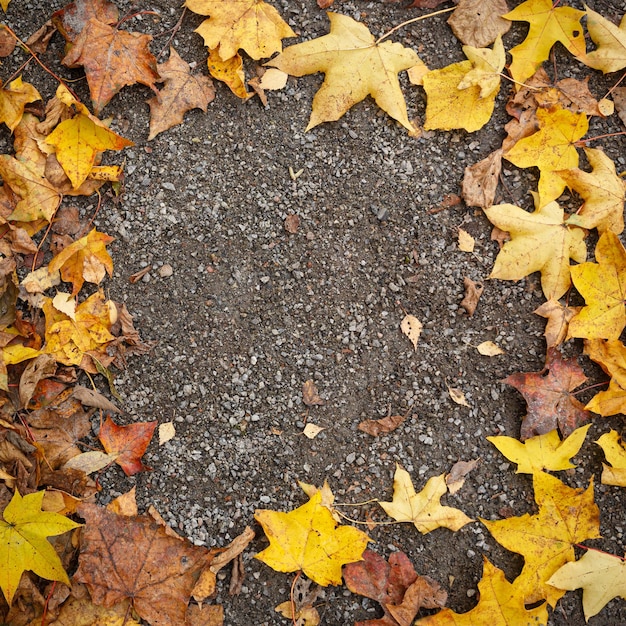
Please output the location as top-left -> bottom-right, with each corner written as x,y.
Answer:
5,0 -> 626,624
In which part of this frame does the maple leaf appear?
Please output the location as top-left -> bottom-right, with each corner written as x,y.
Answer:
42,290 -> 115,367
62,18 -> 160,114
503,0 -> 586,87
584,338 -> 626,386
482,471 -> 600,607
148,48 -> 215,140
0,77 -> 41,132
484,198 -> 586,301
461,148 -> 502,209
185,0 -> 296,61
0,489 -> 80,605
534,299 -> 580,348
0,155 -> 62,223
267,13 -> 421,132
502,347 -> 591,439
47,228 -> 113,295
344,549 -> 447,626
487,424 -> 590,474
547,549 -> 626,621
558,148 -> 625,234
206,47 -> 250,99
423,36 -> 504,132
378,465 -> 472,534
581,8 -> 626,74
568,231 -> 626,340
415,558 -> 548,626
254,491 -> 371,586
98,416 -> 157,476
596,430 -> 626,487
52,0 -> 119,44
447,0 -> 511,49
74,503 -> 210,625
503,107 -> 588,204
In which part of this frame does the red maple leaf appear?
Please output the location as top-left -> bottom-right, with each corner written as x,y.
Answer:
98,416 -> 156,475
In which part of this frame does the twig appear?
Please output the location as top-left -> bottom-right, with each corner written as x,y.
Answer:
290,571 -> 302,626
157,7 -> 187,59
376,7 -> 455,44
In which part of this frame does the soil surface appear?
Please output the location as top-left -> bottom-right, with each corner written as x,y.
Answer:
6,0 -> 626,624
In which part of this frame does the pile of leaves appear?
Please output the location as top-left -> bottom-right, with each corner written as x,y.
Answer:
0,0 -> 625,624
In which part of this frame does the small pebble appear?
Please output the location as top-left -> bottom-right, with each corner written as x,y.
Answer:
159,264 -> 173,278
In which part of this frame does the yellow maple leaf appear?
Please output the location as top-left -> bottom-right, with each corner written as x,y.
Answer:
558,148 -> 625,234
0,489 -> 81,605
482,472 -> 600,607
584,338 -> 626,387
47,229 -> 114,295
43,290 -> 115,367
503,0 -> 586,87
487,424 -> 590,474
148,47 -> 215,140
547,550 -> 626,621
504,107 -> 588,204
379,465 -> 472,533
0,0 -> 10,11
568,231 -> 626,340
0,76 -> 41,132
185,0 -> 296,61
267,12 -> 421,132
423,36 -> 504,132
254,491 -> 370,586
595,430 -> 626,486
484,197 -> 586,300
585,379 -> 626,417
581,8 -> 626,74
206,47 -> 250,99
415,558 -> 548,625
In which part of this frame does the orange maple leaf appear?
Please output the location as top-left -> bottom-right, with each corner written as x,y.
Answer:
62,18 -> 160,114
47,229 -> 114,295
52,0 -> 119,44
98,416 -> 156,476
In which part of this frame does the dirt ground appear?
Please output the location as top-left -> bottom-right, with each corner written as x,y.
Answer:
5,0 -> 626,623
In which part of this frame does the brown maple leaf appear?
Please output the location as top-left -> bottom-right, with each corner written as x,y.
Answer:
75,503 -> 211,626
147,47 -> 215,140
62,18 -> 160,114
344,549 -> 447,626
502,347 -> 591,439
52,0 -> 119,44
98,416 -> 156,476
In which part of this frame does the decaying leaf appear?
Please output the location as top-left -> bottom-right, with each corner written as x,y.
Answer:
358,412 -> 408,437
302,379 -> 324,406
502,347 -> 591,439
0,77 -> 41,132
400,314 -> 422,350
379,465 -> 473,534
98,416 -> 156,476
476,341 -> 504,356
268,13 -> 421,132
446,459 -> 479,495
275,576 -> 320,626
447,385 -> 470,408
460,276 -> 484,316
488,424 -> 590,474
206,48 -> 250,99
595,430 -> 626,487
254,491 -> 371,586
448,0 -> 511,48
534,299 -> 579,348
547,549 -> 626,621
461,148 -> 502,208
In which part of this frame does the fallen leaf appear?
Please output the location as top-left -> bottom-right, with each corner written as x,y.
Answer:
481,471 -> 600,606
0,27 -> 16,56
460,276 -> 484,316
63,450 -> 116,474
595,430 -> 626,487
107,487 -> 138,517
484,198 -> 586,300
186,604 -> 224,625
448,385 -> 470,407
416,557 -> 548,625
259,68 -> 288,90
358,413 -> 408,437
267,13 -> 421,132
568,231 -> 626,340
185,0 -> 296,61
302,379 -> 324,406
18,353 -> 56,409
344,549 -> 447,626
52,0 -> 119,44
503,0 -> 586,87
502,347 -> 591,439
303,423 -> 324,439
275,576 -> 320,626
75,503 -> 210,625
581,7 -> 626,74
476,341 -> 504,356
400,314 -> 422,350
284,213 -> 300,233
446,459 -> 479,495
62,18 -> 160,114
534,299 -> 579,348
547,549 -> 626,621
52,291 -> 76,320
255,491 -> 371,586
461,148 -> 502,208
206,48 -> 250,99
488,424 -> 590,474
584,338 -> 626,387
0,77 -> 41,132
379,465 -> 473,534
159,421 -> 176,445
98,416 -> 156,476
448,0 -> 511,48
585,378 -> 626,417
0,489 -> 80,605
614,87 -> 626,126
71,385 -> 119,412
147,47 -> 215,140
458,229 -> 475,252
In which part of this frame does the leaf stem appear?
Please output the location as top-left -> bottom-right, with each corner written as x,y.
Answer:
375,7 -> 455,44
602,70 -> 626,100
575,131 -> 626,146
290,571 -> 302,626
575,544 -> 626,560
572,380 -> 609,395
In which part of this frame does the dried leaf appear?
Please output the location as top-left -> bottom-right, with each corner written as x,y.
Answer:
18,353 -> 56,409
534,299 -> 579,348
448,0 -> 511,48
461,148 -> 502,208
98,416 -> 156,476
159,421 -> 176,445
476,341 -> 504,356
302,423 -> 325,439
358,413 -> 408,437
447,385 -> 470,407
458,228 -> 475,252
446,459 -> 479,495
400,315 -> 422,350
595,430 -> 626,487
460,276 -> 484,316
